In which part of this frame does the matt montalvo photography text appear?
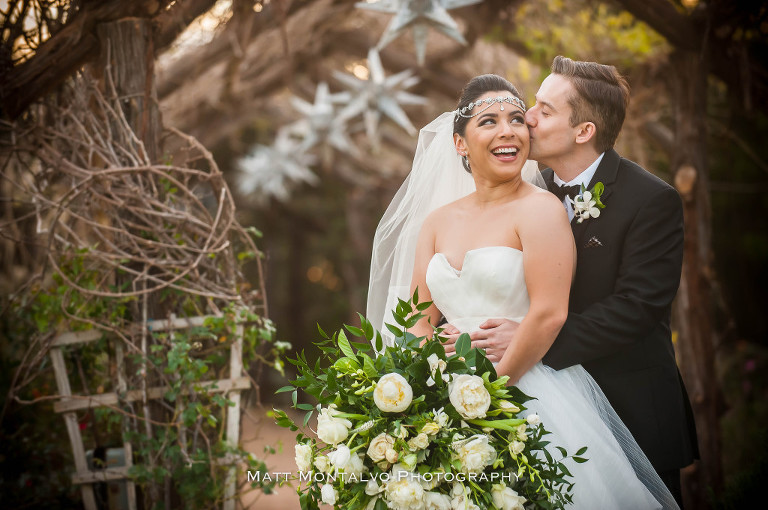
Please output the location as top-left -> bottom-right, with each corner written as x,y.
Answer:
247,470 -> 520,485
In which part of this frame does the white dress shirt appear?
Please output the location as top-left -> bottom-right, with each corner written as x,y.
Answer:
553,152 -> 605,222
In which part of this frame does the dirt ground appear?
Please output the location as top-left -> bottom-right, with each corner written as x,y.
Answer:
238,406 -> 304,509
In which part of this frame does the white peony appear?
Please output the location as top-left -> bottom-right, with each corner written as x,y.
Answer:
491,483 -> 527,510
448,375 -> 491,420
386,475 -> 425,510
374,373 -> 413,413
424,491 -> 452,510
367,432 -> 396,462
294,443 -> 312,472
320,483 -> 338,505
455,435 -> 497,473
526,413 -> 541,426
316,404 -> 353,445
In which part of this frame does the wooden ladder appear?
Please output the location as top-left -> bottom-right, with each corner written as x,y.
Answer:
50,314 -> 248,510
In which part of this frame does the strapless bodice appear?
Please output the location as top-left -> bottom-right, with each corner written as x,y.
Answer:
425,246 -> 530,333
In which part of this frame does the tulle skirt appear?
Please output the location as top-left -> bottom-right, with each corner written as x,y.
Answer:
515,363 -> 679,509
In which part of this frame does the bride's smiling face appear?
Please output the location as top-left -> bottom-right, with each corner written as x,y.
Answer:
453,91 -> 530,181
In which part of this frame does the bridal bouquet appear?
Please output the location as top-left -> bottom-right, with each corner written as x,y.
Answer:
273,292 -> 585,510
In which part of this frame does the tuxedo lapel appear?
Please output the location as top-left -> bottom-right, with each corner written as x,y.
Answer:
571,150 -> 621,247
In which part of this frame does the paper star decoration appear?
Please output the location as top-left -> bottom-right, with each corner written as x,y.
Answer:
238,131 -> 319,202
333,49 -> 427,147
356,0 -> 484,65
289,82 -> 359,156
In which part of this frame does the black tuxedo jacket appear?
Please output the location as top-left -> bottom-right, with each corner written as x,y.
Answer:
541,149 -> 699,472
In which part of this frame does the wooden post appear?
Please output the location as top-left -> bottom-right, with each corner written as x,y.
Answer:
50,347 -> 98,510
669,49 -> 723,507
224,320 -> 245,510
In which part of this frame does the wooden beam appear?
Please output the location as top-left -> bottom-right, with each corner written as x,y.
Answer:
1,0 -> 174,118
72,466 -> 132,485
54,376 -> 251,413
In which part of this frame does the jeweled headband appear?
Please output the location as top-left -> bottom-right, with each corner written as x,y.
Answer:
454,95 -> 527,120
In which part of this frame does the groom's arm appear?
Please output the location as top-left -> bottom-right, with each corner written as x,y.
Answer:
542,185 -> 684,370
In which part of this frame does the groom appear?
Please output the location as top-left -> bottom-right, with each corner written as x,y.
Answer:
467,56 -> 698,505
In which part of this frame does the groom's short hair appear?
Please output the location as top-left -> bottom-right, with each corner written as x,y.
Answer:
551,56 -> 630,153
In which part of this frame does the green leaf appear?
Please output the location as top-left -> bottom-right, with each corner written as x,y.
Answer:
455,333 -> 471,357
375,332 -> 383,352
573,456 -> 588,463
576,446 -> 588,456
275,385 -> 294,394
296,403 -> 314,411
337,329 -> 355,359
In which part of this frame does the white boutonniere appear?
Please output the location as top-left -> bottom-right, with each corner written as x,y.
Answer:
568,182 -> 606,223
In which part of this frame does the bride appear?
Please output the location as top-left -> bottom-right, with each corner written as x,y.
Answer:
367,74 -> 678,509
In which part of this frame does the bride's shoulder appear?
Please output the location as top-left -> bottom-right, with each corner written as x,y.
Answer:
517,187 -> 569,223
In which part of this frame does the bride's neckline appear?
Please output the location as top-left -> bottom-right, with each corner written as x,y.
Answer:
435,245 -> 523,274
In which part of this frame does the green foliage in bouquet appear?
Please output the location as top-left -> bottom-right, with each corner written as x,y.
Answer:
273,290 -> 586,510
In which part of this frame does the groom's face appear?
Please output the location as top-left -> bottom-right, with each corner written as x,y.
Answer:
525,74 -> 580,167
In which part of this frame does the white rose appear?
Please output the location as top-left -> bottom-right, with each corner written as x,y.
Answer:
427,353 -> 447,375
314,454 -> 330,473
421,422 -> 440,436
455,435 -> 496,473
450,483 -> 480,510
508,440 -> 525,456
386,477 -> 425,510
316,404 -> 353,445
491,483 -> 527,510
294,443 -> 312,472
367,432 -> 395,462
408,432 -> 430,451
424,491 -> 452,510
320,483 -> 338,505
346,453 -> 367,478
385,448 -> 399,464
374,373 -> 413,413
365,477 -> 385,496
328,444 -> 351,470
448,375 -> 491,420
526,413 -> 540,426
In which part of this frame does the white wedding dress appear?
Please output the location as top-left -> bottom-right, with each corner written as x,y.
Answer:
426,245 -> 678,509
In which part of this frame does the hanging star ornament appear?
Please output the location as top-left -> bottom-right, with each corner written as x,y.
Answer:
333,49 -> 427,148
356,0 -> 484,65
289,82 -> 360,157
238,130 -> 319,202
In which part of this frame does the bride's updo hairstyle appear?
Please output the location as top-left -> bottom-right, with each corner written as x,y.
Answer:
453,74 -> 524,172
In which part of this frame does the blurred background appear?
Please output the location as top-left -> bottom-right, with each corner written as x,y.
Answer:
1,0 -> 766,509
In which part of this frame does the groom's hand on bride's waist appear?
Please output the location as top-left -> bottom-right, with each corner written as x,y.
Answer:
440,319 -> 518,364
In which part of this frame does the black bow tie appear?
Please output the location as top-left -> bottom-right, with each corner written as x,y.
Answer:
548,181 -> 581,202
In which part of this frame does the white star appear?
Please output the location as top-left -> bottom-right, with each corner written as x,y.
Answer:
289,82 -> 360,156
334,49 -> 427,147
356,0 -> 484,65
238,130 -> 319,202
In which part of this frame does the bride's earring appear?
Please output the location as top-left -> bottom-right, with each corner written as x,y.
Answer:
461,154 -> 471,173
